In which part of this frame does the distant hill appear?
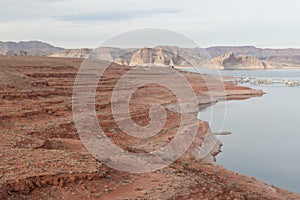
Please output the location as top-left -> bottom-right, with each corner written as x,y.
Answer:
1,40 -> 299,69
0,41 -> 64,56
205,46 -> 300,58
49,47 -> 127,60
49,46 -> 208,67
260,55 -> 300,63
48,45 -> 300,69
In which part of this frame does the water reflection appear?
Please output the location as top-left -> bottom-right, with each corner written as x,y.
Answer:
192,69 -> 300,194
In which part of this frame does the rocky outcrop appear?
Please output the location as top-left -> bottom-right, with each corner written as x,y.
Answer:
50,47 -> 198,67
49,47 -> 129,61
48,48 -> 92,58
47,45 -> 300,69
4,40 -> 300,62
128,47 -> 191,67
212,52 -> 270,69
2,40 -> 299,69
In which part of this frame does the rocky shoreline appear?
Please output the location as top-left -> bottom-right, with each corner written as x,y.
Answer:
0,56 -> 299,199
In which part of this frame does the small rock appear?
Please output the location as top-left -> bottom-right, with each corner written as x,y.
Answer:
104,188 -> 109,193
135,187 -> 143,191
122,180 -> 131,185
105,175 -> 112,179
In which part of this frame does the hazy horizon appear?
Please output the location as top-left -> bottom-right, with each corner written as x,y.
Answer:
1,39 -> 300,50
1,0 -> 300,49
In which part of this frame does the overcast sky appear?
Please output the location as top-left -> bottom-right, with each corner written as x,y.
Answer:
1,0 -> 299,48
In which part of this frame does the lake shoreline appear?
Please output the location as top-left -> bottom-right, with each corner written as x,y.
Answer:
194,68 -> 300,194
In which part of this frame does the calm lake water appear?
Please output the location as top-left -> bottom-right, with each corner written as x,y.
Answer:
184,68 -> 300,193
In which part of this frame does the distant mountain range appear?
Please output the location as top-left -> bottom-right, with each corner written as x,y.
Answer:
49,45 -> 300,69
1,40 -> 300,69
205,46 -> 300,58
0,41 -> 64,56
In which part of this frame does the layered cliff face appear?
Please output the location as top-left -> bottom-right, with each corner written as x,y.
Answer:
2,40 -> 300,69
212,52 -> 270,69
47,46 -> 204,68
49,48 -> 270,69
47,45 -> 300,69
48,48 -> 92,58
49,47 -> 131,63
128,48 -> 191,67
50,47 -> 200,67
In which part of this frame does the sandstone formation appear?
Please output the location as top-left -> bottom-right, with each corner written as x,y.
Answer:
48,48 -> 92,58
51,47 -> 202,67
50,46 -> 300,69
48,47 -> 129,61
2,40 -> 300,69
212,52 -> 270,69
127,47 -> 191,67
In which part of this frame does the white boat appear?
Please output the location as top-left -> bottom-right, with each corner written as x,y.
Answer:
284,80 -> 299,87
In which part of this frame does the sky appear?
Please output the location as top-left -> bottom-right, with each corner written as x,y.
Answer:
1,0 -> 300,48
